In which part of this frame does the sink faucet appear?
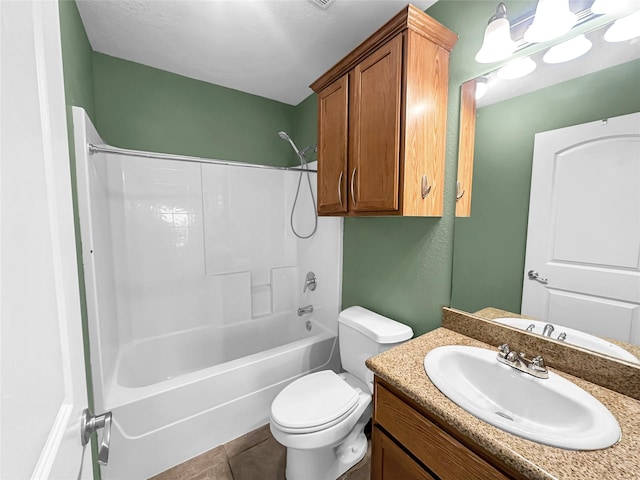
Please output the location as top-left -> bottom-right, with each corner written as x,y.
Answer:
497,344 -> 548,379
542,323 -> 555,337
298,305 -> 313,316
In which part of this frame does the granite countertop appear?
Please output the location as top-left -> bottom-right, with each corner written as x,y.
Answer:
366,328 -> 640,480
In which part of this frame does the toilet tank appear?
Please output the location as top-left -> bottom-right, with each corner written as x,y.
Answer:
338,306 -> 413,392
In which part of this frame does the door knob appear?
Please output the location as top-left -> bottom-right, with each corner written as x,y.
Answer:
81,408 -> 112,465
527,270 -> 548,284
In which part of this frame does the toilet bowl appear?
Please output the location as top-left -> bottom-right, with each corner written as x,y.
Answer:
269,306 -> 413,480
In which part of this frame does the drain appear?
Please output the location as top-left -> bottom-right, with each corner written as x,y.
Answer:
495,411 -> 514,421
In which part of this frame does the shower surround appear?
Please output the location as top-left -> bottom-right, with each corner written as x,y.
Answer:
72,108 -> 342,478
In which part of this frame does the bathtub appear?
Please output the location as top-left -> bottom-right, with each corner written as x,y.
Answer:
102,315 -> 338,480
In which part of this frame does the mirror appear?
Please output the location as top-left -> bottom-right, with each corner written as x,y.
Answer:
451,12 -> 640,366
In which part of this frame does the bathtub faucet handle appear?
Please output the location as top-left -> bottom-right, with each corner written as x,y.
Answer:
303,271 -> 317,293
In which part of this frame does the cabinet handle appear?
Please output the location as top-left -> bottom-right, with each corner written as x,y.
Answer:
456,181 -> 465,200
338,171 -> 344,207
350,168 -> 357,206
421,174 -> 432,199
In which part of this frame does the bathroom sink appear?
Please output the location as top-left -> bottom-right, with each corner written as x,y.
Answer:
424,345 -> 621,450
493,317 -> 639,364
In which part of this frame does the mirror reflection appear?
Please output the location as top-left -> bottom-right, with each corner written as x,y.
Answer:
451,14 -> 640,365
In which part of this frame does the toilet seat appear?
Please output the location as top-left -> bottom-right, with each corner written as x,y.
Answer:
271,371 -> 361,434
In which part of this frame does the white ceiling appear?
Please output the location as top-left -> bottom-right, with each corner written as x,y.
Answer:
76,0 -> 437,106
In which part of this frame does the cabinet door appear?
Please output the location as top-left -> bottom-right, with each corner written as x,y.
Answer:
456,79 -> 477,217
350,34 -> 403,213
372,427 -> 436,480
317,75 -> 349,215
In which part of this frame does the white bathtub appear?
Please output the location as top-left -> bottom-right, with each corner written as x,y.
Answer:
102,316 -> 338,480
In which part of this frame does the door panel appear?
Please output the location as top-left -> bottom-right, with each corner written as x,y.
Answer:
522,112 -> 640,344
0,1 -> 91,478
317,75 -> 349,214
350,34 -> 402,212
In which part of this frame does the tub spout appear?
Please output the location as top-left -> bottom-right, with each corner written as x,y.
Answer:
298,305 -> 313,316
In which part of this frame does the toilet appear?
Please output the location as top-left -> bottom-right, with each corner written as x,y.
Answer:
270,306 -> 413,480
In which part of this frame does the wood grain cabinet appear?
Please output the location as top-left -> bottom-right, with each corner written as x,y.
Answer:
311,5 -> 457,217
373,378 -> 527,480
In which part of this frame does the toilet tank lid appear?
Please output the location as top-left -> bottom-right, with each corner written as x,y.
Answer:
339,306 -> 413,343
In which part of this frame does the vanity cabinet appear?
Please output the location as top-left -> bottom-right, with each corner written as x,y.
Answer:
311,5 -> 457,217
372,378 -> 524,480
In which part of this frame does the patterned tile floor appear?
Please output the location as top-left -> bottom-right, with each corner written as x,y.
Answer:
151,424 -> 371,480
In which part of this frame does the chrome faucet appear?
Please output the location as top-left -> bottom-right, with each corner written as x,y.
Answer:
542,323 -> 555,337
497,344 -> 549,379
298,305 -> 313,316
303,271 -> 317,293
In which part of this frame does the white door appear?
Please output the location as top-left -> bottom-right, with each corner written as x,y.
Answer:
522,112 -> 640,345
1,1 -> 93,478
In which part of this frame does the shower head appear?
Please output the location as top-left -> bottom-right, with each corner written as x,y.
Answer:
277,130 -> 301,156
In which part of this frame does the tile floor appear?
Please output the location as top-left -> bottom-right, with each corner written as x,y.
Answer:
150,424 -> 371,480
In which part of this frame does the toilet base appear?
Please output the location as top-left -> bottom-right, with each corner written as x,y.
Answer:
285,430 -> 368,480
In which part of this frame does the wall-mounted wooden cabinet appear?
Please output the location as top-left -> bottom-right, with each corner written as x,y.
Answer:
311,5 -> 457,217
372,378 -> 527,480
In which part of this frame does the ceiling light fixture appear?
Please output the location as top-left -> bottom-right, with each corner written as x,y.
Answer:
524,0 -> 577,43
496,57 -> 537,80
475,3 -> 517,63
543,34 -> 592,63
604,11 -> 640,42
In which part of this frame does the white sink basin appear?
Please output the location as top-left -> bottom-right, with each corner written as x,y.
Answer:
492,317 -> 639,364
424,345 -> 621,450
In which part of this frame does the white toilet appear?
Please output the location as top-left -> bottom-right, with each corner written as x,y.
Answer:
269,306 -> 413,480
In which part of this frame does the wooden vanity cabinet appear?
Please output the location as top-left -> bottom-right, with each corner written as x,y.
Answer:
312,5 -> 457,217
373,378 -> 525,480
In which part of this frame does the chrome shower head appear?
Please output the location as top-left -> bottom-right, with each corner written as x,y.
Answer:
277,130 -> 300,156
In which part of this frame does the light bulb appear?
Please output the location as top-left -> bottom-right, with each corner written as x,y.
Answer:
543,34 -> 592,63
475,3 -> 517,63
475,77 -> 489,99
497,57 -> 537,80
524,0 -> 577,43
604,11 -> 640,42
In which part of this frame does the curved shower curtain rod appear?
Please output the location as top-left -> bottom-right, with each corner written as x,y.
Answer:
88,143 -> 317,173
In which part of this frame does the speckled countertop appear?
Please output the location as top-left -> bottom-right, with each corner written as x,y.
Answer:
366,328 -> 640,480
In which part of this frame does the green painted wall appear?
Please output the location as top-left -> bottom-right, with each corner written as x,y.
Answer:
450,59 -> 640,313
92,53 -> 298,167
292,93 -> 319,162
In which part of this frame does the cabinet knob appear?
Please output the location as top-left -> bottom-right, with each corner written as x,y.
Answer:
421,175 -> 432,199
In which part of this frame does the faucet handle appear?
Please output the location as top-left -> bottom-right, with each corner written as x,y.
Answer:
497,344 -> 510,359
530,355 -> 547,372
303,271 -> 317,293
